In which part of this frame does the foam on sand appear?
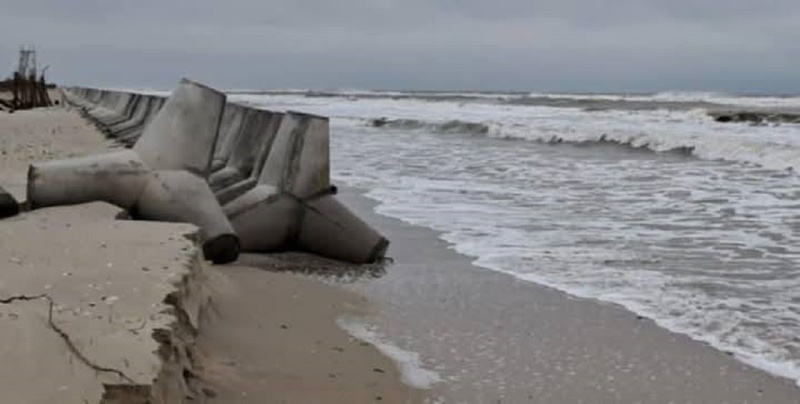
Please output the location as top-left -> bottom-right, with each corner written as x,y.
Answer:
337,317 -> 442,390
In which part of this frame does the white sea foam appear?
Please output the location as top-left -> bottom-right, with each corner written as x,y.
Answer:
337,317 -> 443,389
524,90 -> 800,109
242,91 -> 800,386
352,168 -> 800,386
230,92 -> 800,171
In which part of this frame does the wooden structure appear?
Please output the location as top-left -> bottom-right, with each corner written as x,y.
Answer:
0,46 -> 52,111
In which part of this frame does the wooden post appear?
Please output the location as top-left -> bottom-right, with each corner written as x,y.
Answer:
11,72 -> 20,109
40,76 -> 51,106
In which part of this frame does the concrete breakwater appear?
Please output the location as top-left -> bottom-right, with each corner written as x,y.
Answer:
35,79 -> 388,264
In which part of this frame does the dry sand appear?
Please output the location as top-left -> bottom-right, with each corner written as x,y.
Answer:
0,98 -> 117,200
0,105 -> 207,402
0,104 -> 417,403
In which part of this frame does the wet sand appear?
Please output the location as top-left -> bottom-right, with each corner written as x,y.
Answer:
337,187 -> 800,403
196,264 -> 423,403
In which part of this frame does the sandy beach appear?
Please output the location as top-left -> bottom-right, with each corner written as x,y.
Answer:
0,104 -> 207,402
0,104 -> 416,403
3,101 -> 800,403
196,264 -> 423,403
6,0 -> 800,400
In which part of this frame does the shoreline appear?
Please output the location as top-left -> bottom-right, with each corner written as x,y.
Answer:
196,263 -> 424,403
338,185 -> 800,402
343,185 -> 800,390
3,103 -> 800,402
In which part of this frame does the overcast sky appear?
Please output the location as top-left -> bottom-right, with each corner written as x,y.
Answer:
1,0 -> 798,93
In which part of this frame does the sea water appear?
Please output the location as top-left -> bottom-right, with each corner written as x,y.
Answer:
232,90 -> 800,385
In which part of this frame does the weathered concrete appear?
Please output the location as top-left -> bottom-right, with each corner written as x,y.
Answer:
83,91 -> 111,114
135,170 -> 240,264
106,94 -> 152,137
27,150 -> 149,210
29,80 -> 239,264
99,93 -> 141,127
214,177 -> 259,206
210,103 -> 249,172
87,88 -> 103,105
297,193 -> 389,263
225,112 -> 388,263
89,92 -> 131,124
116,96 -> 165,146
57,81 -> 387,264
209,108 -> 280,193
257,111 -> 331,198
134,79 -> 225,177
213,110 -> 283,204
223,186 -> 296,251
0,185 -> 19,219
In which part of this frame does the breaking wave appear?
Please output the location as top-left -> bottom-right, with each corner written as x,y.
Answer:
364,116 -> 800,171
368,118 -> 490,135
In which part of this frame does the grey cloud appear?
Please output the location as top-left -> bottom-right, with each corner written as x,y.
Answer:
0,0 -> 798,93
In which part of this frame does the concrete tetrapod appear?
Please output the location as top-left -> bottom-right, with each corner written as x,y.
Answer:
88,92 -> 131,123
210,103 -> 249,172
28,153 -> 238,264
27,150 -> 149,210
0,185 -> 20,219
134,79 -> 225,177
62,89 -> 87,109
209,108 -> 281,194
27,79 -> 239,264
134,170 -> 240,264
99,93 -> 141,128
224,111 -> 389,264
83,93 -> 135,136
213,110 -> 283,204
116,97 -> 165,146
106,95 -> 152,138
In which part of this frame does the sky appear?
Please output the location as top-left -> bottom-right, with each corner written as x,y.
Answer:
1,0 -> 799,93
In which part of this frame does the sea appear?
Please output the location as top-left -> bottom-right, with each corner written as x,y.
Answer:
226,90 -> 800,386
